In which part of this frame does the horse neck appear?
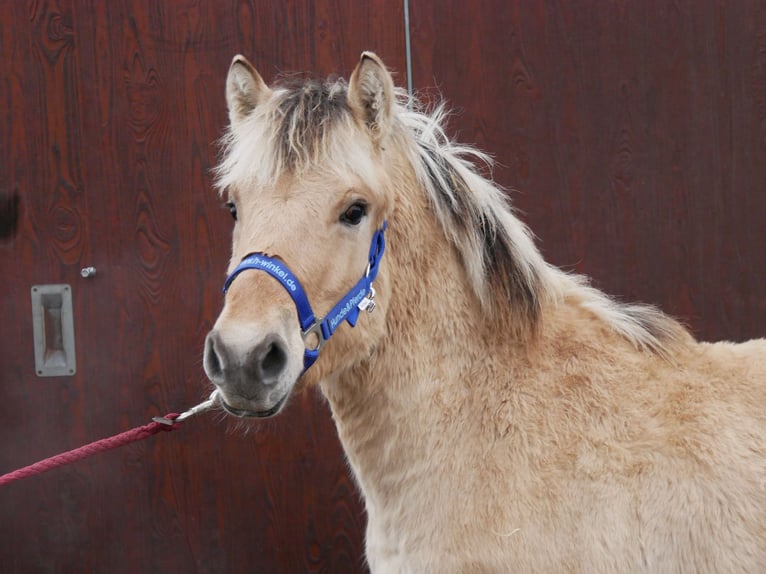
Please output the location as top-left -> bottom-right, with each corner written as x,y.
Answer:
320,174 -> 518,503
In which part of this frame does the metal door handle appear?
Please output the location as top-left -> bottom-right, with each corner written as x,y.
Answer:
31,284 -> 76,377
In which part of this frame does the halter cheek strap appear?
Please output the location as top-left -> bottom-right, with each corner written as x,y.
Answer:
222,222 -> 387,370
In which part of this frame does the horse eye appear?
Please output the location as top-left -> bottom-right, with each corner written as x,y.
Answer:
340,202 -> 367,226
225,201 -> 237,221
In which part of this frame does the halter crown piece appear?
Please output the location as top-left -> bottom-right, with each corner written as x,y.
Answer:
222,222 -> 388,370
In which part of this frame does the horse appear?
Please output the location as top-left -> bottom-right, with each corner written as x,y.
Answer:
203,52 -> 766,573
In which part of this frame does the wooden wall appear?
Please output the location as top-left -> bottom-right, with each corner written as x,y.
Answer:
410,1 -> 766,343
1,1 -> 764,572
0,2 -> 402,572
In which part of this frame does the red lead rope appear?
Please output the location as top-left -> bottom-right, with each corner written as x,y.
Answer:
0,414 -> 181,487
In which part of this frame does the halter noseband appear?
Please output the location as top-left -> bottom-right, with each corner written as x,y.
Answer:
222,222 -> 387,370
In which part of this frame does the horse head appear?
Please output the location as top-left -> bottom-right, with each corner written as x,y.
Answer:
204,53 -> 396,418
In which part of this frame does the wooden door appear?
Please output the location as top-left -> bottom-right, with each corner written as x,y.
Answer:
0,2 -> 403,572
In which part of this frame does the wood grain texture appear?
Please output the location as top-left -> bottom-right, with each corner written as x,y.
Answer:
409,0 -> 766,343
0,1 -> 404,572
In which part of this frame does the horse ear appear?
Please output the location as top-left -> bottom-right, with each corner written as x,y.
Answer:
226,55 -> 271,125
348,52 -> 395,140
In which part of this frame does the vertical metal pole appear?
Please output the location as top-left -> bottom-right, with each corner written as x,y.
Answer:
403,0 -> 414,106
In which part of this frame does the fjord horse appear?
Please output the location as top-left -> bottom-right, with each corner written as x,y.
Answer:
204,52 -> 766,572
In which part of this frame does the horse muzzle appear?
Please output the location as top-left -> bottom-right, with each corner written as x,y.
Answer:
203,326 -> 300,418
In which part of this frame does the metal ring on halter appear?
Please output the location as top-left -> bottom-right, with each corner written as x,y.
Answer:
302,321 -> 328,352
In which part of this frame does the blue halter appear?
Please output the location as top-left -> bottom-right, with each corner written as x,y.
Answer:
222,222 -> 387,370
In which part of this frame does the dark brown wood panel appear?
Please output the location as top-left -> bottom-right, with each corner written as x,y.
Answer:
0,1 -> 404,572
409,0 -> 766,342
6,1 -> 764,572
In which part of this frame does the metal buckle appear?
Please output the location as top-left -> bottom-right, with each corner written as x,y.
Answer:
152,390 -> 220,425
176,390 -> 220,422
357,286 -> 376,313
302,321 -> 327,352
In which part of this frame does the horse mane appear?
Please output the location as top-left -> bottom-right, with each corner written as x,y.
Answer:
394,97 -> 691,355
396,101 -> 547,331
214,75 -> 691,357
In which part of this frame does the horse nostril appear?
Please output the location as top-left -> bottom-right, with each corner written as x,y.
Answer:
204,332 -> 225,383
261,342 -> 287,379
248,336 -> 288,384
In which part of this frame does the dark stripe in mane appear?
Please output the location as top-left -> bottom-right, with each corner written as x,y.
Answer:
273,78 -> 351,171
479,212 -> 542,326
416,140 -> 542,330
